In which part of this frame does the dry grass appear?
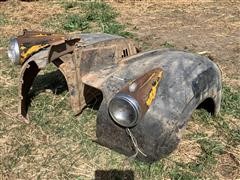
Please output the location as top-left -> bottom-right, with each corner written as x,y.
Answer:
0,0 -> 64,37
0,0 -> 239,179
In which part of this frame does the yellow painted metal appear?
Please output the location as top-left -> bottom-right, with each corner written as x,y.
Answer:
20,44 -> 49,64
146,71 -> 163,106
34,34 -> 48,37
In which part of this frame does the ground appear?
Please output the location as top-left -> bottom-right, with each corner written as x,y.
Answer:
0,0 -> 239,179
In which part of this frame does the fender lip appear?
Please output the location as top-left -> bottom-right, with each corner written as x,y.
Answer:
18,58 -> 40,123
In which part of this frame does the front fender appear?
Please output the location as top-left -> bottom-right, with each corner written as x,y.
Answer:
16,32 -> 138,122
95,50 -> 222,162
17,41 -> 84,123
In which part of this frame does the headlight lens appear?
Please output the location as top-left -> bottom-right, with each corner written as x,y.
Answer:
8,38 -> 20,65
108,93 -> 141,127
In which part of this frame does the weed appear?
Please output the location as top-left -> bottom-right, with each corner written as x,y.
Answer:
169,167 -> 199,180
161,41 -> 175,48
181,85 -> 240,177
132,161 -> 151,179
64,14 -> 89,32
168,132 -> 226,178
221,86 -> 240,118
189,133 -> 225,170
0,37 -> 8,47
192,85 -> 240,146
147,161 -> 166,179
228,128 -> 240,146
84,2 -> 118,23
0,13 -> 8,26
2,155 -> 19,173
192,109 -> 213,125
43,1 -> 132,36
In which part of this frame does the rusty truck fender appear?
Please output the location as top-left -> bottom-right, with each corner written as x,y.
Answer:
8,31 -> 222,162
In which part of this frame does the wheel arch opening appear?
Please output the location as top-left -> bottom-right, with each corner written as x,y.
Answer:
196,97 -> 216,115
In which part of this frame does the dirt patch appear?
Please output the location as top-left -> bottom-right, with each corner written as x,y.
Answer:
170,139 -> 202,163
109,0 -> 240,87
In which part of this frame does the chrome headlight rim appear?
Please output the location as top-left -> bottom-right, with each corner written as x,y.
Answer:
8,38 -> 20,65
108,93 -> 141,128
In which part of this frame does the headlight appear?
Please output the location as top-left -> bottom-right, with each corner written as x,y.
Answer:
8,38 -> 20,65
108,93 -> 141,127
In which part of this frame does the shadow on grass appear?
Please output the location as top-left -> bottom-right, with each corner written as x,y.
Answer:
30,70 -> 68,96
25,70 -> 68,113
95,170 -> 134,180
27,69 -> 103,112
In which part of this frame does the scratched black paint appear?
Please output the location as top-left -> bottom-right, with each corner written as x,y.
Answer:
192,67 -> 215,98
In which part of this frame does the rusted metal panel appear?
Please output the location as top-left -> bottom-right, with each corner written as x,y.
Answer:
18,59 -> 40,123
16,30 -> 64,64
16,31 -> 137,121
9,31 -> 222,162
15,30 -> 80,64
119,68 -> 163,116
48,38 -> 80,62
52,54 -> 86,115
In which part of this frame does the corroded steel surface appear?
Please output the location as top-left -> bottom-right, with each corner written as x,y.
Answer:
16,30 -> 66,64
12,31 -> 221,162
17,31 -> 138,122
119,68 -> 163,116
96,50 -> 221,162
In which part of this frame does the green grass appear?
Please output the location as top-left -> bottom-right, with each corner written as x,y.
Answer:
192,86 -> 240,146
169,167 -> 199,180
187,133 -> 224,171
0,13 -> 8,47
0,13 -> 8,26
221,86 -> 240,118
42,1 -> 132,37
161,41 -> 175,48
63,14 -> 90,32
0,37 -> 8,47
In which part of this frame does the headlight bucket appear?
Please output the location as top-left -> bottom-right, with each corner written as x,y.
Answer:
8,38 -> 20,65
108,68 -> 163,128
108,93 -> 141,127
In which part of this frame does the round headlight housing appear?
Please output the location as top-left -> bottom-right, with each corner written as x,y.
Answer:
108,93 -> 141,127
8,38 -> 20,65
